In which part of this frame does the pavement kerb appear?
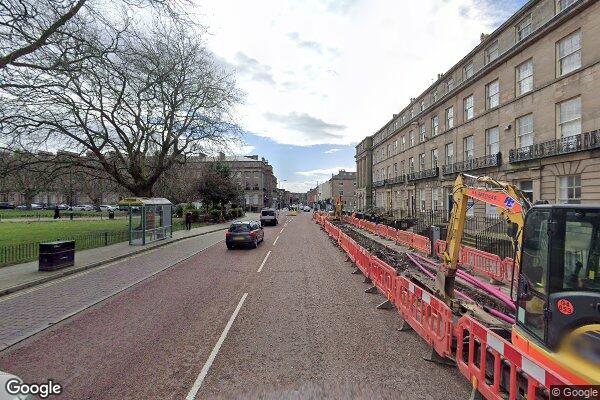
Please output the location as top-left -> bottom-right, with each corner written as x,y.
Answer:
0,226 -> 229,298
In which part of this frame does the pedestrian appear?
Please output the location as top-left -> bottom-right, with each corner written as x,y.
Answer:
53,205 -> 61,220
185,211 -> 193,231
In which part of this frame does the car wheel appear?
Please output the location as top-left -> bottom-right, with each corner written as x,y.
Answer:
252,239 -> 258,249
227,244 -> 233,250
274,220 -> 278,226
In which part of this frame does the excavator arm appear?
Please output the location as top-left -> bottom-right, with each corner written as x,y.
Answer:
437,173 -> 530,303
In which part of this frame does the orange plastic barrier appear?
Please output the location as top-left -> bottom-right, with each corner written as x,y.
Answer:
460,246 -> 504,283
435,239 -> 447,258
354,245 -> 371,276
338,232 -> 357,263
394,277 -> 454,359
435,239 -> 516,285
455,316 -> 571,400
411,233 -> 431,254
369,255 -> 396,301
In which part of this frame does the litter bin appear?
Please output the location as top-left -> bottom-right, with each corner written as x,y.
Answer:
39,240 -> 75,271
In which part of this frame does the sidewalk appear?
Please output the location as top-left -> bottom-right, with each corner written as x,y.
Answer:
0,213 -> 259,296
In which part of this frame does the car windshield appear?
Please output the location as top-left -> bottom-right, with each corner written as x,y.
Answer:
229,224 -> 251,233
261,210 -> 275,216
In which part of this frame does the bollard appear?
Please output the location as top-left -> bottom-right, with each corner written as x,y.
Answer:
430,225 -> 440,259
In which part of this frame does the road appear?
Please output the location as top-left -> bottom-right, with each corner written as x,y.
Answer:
0,212 -> 470,399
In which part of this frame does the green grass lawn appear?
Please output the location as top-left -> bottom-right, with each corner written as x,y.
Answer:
0,219 -> 130,246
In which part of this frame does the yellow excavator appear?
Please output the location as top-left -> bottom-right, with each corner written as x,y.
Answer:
439,173 -> 600,384
332,195 -> 343,221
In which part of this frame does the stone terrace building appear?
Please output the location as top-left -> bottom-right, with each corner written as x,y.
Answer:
355,137 -> 373,212
195,154 -> 278,211
362,0 -> 600,217
330,170 -> 357,210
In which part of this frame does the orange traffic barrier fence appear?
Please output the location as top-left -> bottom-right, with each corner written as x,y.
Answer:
314,212 -> 570,399
435,239 -> 447,258
394,277 -> 454,359
455,316 -> 571,400
410,233 -> 431,254
459,246 -> 504,283
354,244 -> 371,276
436,239 -> 516,285
369,255 -> 396,301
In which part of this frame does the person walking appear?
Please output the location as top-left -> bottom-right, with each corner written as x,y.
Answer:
185,211 -> 193,231
53,205 -> 61,220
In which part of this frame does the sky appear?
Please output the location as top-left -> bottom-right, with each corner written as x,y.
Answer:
190,0 -> 527,192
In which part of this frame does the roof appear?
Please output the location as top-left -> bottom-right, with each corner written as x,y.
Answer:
117,197 -> 172,206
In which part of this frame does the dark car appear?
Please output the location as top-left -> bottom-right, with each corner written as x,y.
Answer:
226,221 -> 264,249
0,202 -> 15,209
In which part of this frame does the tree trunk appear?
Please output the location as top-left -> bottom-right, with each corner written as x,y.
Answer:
131,184 -> 154,198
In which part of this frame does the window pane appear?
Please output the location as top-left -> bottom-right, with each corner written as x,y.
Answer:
558,31 -> 581,75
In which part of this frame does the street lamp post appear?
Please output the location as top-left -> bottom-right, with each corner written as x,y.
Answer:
277,179 -> 287,210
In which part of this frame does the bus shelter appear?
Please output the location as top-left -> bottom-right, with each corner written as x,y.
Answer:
118,197 -> 173,245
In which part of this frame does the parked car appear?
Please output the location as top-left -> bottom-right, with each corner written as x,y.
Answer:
0,202 -> 15,209
260,208 -> 278,226
225,221 -> 264,249
57,204 -> 70,210
99,205 -> 117,212
30,203 -> 43,210
71,204 -> 95,211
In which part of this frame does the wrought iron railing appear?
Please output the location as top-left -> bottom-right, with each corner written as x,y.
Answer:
408,167 -> 439,181
393,174 -> 406,184
509,130 -> 600,163
442,153 -> 501,175
373,180 -> 385,188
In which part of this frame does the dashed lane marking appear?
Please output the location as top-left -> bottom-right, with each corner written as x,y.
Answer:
185,293 -> 248,400
257,251 -> 272,273
273,236 -> 279,246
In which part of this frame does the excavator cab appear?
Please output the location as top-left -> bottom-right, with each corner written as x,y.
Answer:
514,204 -> 600,383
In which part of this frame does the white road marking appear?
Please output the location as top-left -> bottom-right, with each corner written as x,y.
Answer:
257,251 -> 272,273
273,236 -> 279,246
185,293 -> 248,400
280,226 -> 285,234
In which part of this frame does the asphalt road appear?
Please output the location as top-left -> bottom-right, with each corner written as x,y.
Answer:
0,212 -> 470,399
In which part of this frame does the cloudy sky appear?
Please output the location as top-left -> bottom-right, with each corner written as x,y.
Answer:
190,0 -> 527,192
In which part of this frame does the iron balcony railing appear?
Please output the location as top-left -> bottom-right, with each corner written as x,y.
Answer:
509,130 -> 600,163
408,167 -> 439,181
393,174 -> 406,184
442,153 -> 501,175
373,180 -> 385,188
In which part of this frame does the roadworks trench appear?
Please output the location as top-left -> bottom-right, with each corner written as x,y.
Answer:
328,220 -> 514,327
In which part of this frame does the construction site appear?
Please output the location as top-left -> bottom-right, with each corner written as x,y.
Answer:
315,172 -> 599,400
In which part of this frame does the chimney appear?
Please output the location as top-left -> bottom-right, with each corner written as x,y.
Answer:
437,73 -> 443,80
480,33 -> 489,42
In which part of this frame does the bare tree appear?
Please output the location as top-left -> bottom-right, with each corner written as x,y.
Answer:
0,0 -> 186,72
0,152 -> 57,207
1,20 -> 243,197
